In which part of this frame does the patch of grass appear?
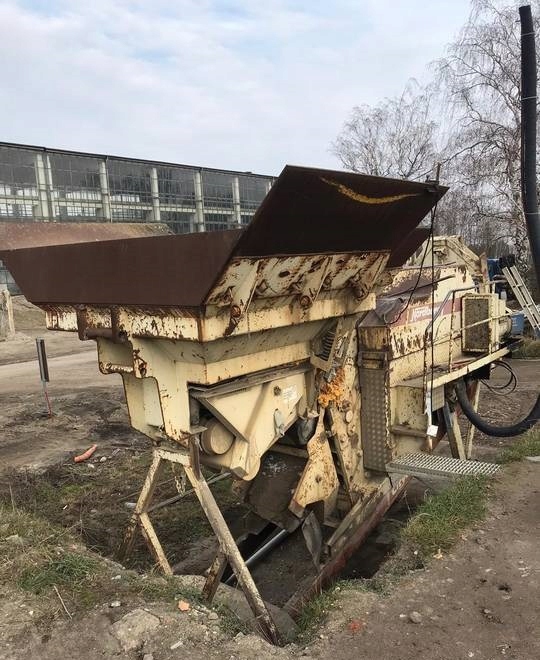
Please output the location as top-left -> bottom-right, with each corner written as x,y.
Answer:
296,479 -> 491,630
511,338 -> 540,359
18,553 -> 98,594
1,507 -> 104,617
296,587 -> 340,640
136,575 -> 184,602
497,428 -> 540,464
135,576 -> 212,606
0,506 -> 210,625
402,476 -> 489,559
0,454 -> 243,572
216,604 -> 251,637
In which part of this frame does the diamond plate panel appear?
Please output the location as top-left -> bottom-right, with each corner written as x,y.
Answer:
359,365 -> 390,472
386,452 -> 500,479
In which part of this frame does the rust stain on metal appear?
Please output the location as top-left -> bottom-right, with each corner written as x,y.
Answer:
318,368 -> 346,408
0,220 -> 171,250
299,295 -> 312,309
387,228 -> 431,268
1,229 -> 243,308
132,349 -> 147,377
233,165 -> 447,257
286,479 -> 409,618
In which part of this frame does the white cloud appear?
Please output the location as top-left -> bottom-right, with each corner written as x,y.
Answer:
0,0 -> 471,173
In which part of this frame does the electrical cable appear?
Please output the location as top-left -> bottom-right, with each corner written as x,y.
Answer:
391,198 -> 438,325
453,8 -> 540,439
429,203 -> 436,425
480,361 -> 517,395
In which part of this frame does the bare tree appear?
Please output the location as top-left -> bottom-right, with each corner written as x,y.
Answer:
436,0 -> 540,266
332,0 -> 540,274
332,80 -> 440,180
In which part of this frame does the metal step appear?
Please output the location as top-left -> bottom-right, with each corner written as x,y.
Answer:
386,453 -> 500,480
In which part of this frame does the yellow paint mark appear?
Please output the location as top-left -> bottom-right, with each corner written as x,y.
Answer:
321,177 -> 420,204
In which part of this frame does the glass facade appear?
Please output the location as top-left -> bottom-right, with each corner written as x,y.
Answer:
0,142 -> 275,293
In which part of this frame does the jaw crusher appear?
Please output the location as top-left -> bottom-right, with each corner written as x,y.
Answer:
2,166 -> 517,642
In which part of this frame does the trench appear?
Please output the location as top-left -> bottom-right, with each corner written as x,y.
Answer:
0,443 -> 439,623
243,478 -> 431,608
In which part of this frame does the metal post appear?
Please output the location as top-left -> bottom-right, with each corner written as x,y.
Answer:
194,170 -> 205,232
465,382 -> 481,459
150,167 -> 161,223
116,445 -> 279,643
232,176 -> 242,227
44,154 -> 58,219
99,160 -> 112,221
36,338 -> 52,417
116,451 -> 173,573
202,551 -> 228,602
0,287 -> 15,338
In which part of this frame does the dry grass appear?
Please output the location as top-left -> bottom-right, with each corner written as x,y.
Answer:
511,338 -> 540,359
0,451 -> 242,572
0,505 -> 211,625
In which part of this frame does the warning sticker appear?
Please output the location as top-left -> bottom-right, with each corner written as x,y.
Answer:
281,385 -> 298,404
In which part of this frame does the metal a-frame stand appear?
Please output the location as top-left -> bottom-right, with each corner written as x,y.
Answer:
117,439 -> 280,644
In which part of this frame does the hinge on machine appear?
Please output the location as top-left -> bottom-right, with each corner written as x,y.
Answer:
357,349 -> 388,370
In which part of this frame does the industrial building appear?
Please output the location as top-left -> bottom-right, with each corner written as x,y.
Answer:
0,141 -> 274,292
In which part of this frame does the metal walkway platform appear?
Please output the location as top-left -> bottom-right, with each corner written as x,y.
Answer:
386,453 -> 500,480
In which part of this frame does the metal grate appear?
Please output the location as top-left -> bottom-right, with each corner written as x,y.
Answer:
462,296 -> 491,352
386,452 -> 500,479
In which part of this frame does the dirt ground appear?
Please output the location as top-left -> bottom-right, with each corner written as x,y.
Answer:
1,462 -> 538,660
1,298 -> 539,659
0,296 -> 126,469
310,461 -> 540,660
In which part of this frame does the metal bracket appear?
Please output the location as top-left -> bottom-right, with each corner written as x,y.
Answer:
441,402 -> 466,460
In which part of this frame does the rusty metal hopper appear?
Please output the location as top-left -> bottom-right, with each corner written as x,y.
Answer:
1,166 -> 445,314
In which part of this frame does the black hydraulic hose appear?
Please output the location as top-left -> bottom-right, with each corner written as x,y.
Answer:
455,380 -> 540,437
519,5 -> 540,287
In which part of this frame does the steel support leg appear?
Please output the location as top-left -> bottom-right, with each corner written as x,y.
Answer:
202,551 -> 228,602
183,464 -> 280,645
116,451 -> 173,574
442,402 -> 466,460
116,445 -> 280,644
465,382 -> 481,459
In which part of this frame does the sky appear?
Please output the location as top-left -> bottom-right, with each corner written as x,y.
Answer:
0,0 -> 473,174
